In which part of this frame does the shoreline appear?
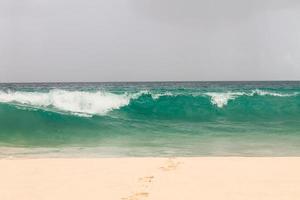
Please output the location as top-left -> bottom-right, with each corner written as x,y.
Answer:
1,157 -> 300,200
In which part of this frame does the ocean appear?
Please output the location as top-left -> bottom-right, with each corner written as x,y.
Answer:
0,81 -> 300,157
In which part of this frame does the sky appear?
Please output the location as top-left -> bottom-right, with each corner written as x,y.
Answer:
1,0 -> 300,82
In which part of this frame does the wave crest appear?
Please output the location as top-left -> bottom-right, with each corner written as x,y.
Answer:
205,92 -> 243,108
205,90 -> 297,108
0,89 -> 297,116
0,90 -> 131,116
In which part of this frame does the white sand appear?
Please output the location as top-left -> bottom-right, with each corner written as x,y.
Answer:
1,157 -> 300,200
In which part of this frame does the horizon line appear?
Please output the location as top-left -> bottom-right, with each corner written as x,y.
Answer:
1,80 -> 300,84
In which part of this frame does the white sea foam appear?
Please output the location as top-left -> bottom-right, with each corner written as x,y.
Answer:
205,92 -> 244,108
206,90 -> 297,108
151,92 -> 174,99
129,90 -> 174,100
0,90 -> 131,116
251,89 -> 297,97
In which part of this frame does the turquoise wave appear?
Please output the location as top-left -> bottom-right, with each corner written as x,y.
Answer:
0,82 -> 300,156
119,93 -> 300,120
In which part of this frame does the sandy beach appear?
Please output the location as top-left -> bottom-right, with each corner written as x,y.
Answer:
0,157 -> 300,200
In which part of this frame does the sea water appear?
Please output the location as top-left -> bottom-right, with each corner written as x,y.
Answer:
0,81 -> 300,157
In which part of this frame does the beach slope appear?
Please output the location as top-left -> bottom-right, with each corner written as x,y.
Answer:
0,157 -> 300,200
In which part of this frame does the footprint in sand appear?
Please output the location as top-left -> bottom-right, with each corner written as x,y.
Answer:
160,158 -> 181,171
139,176 -> 154,183
138,176 -> 154,188
122,192 -> 149,200
121,176 -> 154,200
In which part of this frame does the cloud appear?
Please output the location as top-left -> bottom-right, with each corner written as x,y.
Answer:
130,0 -> 300,26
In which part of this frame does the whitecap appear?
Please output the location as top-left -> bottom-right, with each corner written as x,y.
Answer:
251,89 -> 297,97
205,90 -> 297,108
205,92 -> 244,108
0,89 -> 131,116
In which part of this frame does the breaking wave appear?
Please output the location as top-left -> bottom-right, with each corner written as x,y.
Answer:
0,89 -> 298,117
0,90 -> 131,116
205,89 -> 298,108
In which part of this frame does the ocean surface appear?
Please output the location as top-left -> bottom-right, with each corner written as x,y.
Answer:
0,81 -> 300,157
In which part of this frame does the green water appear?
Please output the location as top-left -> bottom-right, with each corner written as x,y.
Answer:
0,82 -> 300,157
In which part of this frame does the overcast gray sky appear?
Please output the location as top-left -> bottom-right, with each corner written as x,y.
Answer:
1,0 -> 300,82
